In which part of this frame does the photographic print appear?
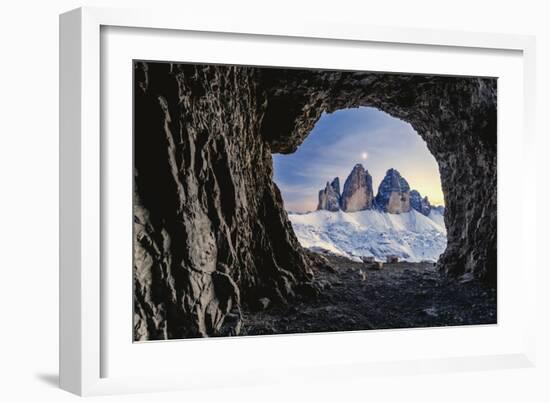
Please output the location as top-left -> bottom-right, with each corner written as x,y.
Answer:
133,61 -> 497,341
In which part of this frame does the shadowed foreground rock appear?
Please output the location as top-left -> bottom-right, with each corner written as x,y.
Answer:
243,253 -> 497,335
133,62 -> 497,340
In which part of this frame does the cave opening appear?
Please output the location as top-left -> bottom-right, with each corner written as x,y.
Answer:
272,106 -> 447,265
133,62 -> 497,340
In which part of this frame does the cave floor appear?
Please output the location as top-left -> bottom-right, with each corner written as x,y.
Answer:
242,254 -> 497,336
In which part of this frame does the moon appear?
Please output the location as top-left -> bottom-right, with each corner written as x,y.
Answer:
361,152 -> 368,160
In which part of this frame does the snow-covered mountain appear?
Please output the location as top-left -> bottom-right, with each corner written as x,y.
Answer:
316,165 -> 442,217
289,208 -> 447,263
289,164 -> 447,262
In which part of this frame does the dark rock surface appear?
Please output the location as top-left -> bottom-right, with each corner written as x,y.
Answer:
410,190 -> 423,212
317,177 -> 341,211
260,69 -> 496,284
340,163 -> 374,212
375,168 -> 411,213
243,253 -> 496,335
410,189 -> 432,216
330,177 -> 340,195
133,62 -> 497,340
420,196 -> 432,216
133,62 -> 312,340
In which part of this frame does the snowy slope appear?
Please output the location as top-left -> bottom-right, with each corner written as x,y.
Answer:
288,209 -> 447,262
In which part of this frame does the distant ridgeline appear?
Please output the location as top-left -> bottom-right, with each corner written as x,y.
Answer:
317,164 -> 444,216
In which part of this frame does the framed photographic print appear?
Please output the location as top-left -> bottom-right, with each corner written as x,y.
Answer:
60,7 -> 537,396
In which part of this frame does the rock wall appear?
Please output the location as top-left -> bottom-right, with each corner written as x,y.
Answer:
317,178 -> 341,211
133,62 -> 312,340
134,62 -> 497,340
410,190 -> 433,216
385,192 -> 411,214
375,169 -> 411,213
260,68 -> 497,284
340,164 -> 374,212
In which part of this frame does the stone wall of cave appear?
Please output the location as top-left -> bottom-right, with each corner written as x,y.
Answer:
133,62 -> 497,340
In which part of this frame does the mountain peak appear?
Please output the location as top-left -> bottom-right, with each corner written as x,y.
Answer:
340,164 -> 374,212
330,177 -> 340,195
317,177 -> 341,211
316,165 -> 436,215
375,169 -> 411,213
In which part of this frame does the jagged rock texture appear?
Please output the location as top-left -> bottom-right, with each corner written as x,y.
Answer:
260,69 -> 496,284
375,169 -> 411,214
410,190 -> 432,216
134,62 -> 497,340
133,62 -> 312,340
340,164 -> 374,212
317,178 -> 341,211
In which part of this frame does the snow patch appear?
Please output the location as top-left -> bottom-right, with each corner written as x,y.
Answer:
289,209 -> 447,263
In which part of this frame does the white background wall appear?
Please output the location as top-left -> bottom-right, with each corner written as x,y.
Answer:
0,0 -> 548,401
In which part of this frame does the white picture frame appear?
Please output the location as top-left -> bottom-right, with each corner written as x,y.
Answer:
59,6 -> 537,396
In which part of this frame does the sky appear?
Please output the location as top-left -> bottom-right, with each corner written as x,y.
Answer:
272,106 -> 445,213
